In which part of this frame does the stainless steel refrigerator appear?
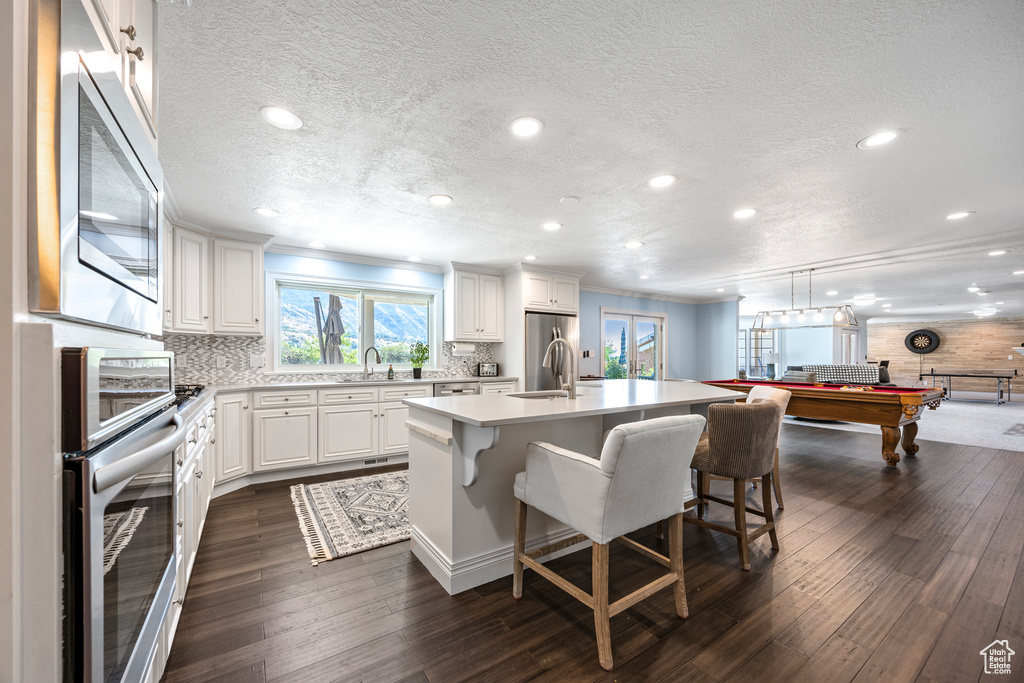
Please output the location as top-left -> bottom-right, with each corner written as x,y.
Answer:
525,312 -> 580,391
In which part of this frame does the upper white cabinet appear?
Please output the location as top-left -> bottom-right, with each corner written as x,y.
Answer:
164,227 -> 264,336
171,228 -> 209,332
86,0 -> 158,145
522,272 -> 579,314
212,240 -> 264,335
444,266 -> 503,342
121,0 -> 158,138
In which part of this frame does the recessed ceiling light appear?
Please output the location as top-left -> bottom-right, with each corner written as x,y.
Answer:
1014,270 -> 1024,275
716,288 -> 725,293
974,309 -> 997,317
856,130 -> 899,149
509,117 -> 543,137
309,241 -> 325,249
967,286 -> 980,292
989,250 -> 1007,256
639,275 -> 650,280
254,207 -> 279,217
995,301 -> 1005,305
543,222 -> 562,231
853,296 -> 877,305
826,290 -> 838,296
259,106 -> 303,130
624,241 -> 644,249
978,291 -> 989,296
559,196 -> 580,204
882,303 -> 892,308
946,211 -> 973,220
408,255 -> 422,262
523,255 -> 538,261
428,194 -> 453,205
647,175 -> 676,189
732,208 -> 757,219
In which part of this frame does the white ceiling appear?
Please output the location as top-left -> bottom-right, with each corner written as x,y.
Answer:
156,0 -> 1024,321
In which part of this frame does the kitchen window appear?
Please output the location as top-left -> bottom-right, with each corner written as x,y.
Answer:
269,274 -> 438,371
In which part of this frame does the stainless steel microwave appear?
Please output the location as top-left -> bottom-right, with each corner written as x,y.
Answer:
29,0 -> 164,336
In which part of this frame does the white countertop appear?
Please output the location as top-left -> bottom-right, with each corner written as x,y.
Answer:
211,376 -> 517,392
403,379 -> 744,427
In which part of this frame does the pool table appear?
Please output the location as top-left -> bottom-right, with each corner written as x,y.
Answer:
703,380 -> 944,466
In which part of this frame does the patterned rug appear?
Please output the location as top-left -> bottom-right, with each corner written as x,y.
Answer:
103,507 -> 148,575
290,471 -> 409,565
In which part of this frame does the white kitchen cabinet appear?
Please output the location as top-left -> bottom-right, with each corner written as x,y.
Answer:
215,392 -> 250,484
121,0 -> 157,138
522,272 -> 579,313
318,404 -> 378,463
481,380 -> 517,395
180,456 -> 197,580
212,240 -> 264,335
252,406 -> 317,471
379,401 -> 410,454
170,228 -> 209,333
444,268 -> 504,341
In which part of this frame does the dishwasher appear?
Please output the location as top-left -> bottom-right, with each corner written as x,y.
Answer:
434,381 -> 481,397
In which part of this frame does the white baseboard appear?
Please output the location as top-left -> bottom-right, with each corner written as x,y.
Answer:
211,454 -> 409,498
410,524 -> 590,595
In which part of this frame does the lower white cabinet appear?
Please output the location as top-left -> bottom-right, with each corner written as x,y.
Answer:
215,392 -> 251,483
379,401 -> 410,454
319,404 -> 378,462
253,406 -> 318,471
481,380 -> 517,395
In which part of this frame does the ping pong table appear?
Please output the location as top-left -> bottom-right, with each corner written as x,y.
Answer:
919,368 -> 1018,405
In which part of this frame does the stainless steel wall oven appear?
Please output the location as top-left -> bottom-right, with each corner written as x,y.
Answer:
62,348 -> 182,683
30,0 -> 164,335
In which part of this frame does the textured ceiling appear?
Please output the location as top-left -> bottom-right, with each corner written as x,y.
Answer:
157,0 -> 1024,321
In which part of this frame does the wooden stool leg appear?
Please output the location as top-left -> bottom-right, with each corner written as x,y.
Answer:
512,497 -> 527,599
697,471 -> 708,520
772,448 -> 784,509
762,474 -> 779,549
734,479 -> 750,570
668,513 -> 688,619
656,520 -> 664,539
592,542 -> 613,670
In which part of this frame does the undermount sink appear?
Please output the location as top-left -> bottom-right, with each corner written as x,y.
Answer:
507,390 -> 569,400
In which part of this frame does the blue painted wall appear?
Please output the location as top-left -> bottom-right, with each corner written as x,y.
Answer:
695,299 -> 739,380
264,253 -> 443,290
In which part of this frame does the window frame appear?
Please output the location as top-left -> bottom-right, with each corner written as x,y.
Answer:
266,271 -> 442,373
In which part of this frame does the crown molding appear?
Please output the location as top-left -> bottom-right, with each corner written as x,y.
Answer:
266,245 -> 444,274
168,217 -> 274,245
504,263 -> 587,278
445,261 -> 505,276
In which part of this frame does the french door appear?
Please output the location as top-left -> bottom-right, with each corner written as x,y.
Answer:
602,311 -> 664,380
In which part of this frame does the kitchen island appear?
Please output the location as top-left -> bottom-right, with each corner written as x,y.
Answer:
402,379 -> 743,594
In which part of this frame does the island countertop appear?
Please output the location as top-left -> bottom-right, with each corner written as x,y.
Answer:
403,379 -> 744,427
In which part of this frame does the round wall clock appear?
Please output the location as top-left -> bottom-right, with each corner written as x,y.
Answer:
905,329 -> 940,354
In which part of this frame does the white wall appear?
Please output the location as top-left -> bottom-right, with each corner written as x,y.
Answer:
694,300 -> 740,380
781,327 -> 835,370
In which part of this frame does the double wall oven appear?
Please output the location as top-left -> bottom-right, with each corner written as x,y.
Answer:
63,348 -> 183,683
30,0 -> 164,336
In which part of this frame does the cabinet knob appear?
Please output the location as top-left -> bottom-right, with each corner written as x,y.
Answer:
203,315 -> 209,319
177,520 -> 183,528
126,45 -> 144,61
284,397 -> 289,401
243,406 -> 248,410
210,438 -> 216,444
255,318 -> 260,323
173,599 -> 183,606
284,411 -> 289,415
120,25 -> 136,40
196,471 -> 203,479
177,458 -> 183,466
165,308 -> 171,313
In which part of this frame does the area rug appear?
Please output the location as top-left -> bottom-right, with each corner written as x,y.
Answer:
103,507 -> 148,575
786,396 -> 1024,453
290,471 -> 409,565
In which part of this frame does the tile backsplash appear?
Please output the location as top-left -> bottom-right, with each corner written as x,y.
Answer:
164,334 -> 497,385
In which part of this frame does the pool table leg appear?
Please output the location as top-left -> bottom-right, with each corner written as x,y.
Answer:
881,426 -> 902,466
901,421 -> 920,456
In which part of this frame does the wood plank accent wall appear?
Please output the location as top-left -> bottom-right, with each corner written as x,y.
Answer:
867,318 -> 1024,391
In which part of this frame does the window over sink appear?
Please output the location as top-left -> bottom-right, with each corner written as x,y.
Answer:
269,273 -> 439,372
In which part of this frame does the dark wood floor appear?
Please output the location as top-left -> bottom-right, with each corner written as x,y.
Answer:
162,425 -> 1024,683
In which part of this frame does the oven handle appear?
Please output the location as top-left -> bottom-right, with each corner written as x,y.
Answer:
93,414 -> 186,494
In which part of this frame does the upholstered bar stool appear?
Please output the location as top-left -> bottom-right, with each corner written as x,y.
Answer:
685,401 -> 784,570
744,386 -> 792,508
512,415 -> 706,670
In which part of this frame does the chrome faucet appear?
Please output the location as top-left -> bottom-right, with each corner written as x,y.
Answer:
542,337 -> 577,399
363,346 -> 382,380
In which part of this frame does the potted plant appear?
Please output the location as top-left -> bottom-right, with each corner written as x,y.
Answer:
410,341 -> 429,379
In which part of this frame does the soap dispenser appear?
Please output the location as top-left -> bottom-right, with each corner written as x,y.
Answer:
387,364 -> 394,380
